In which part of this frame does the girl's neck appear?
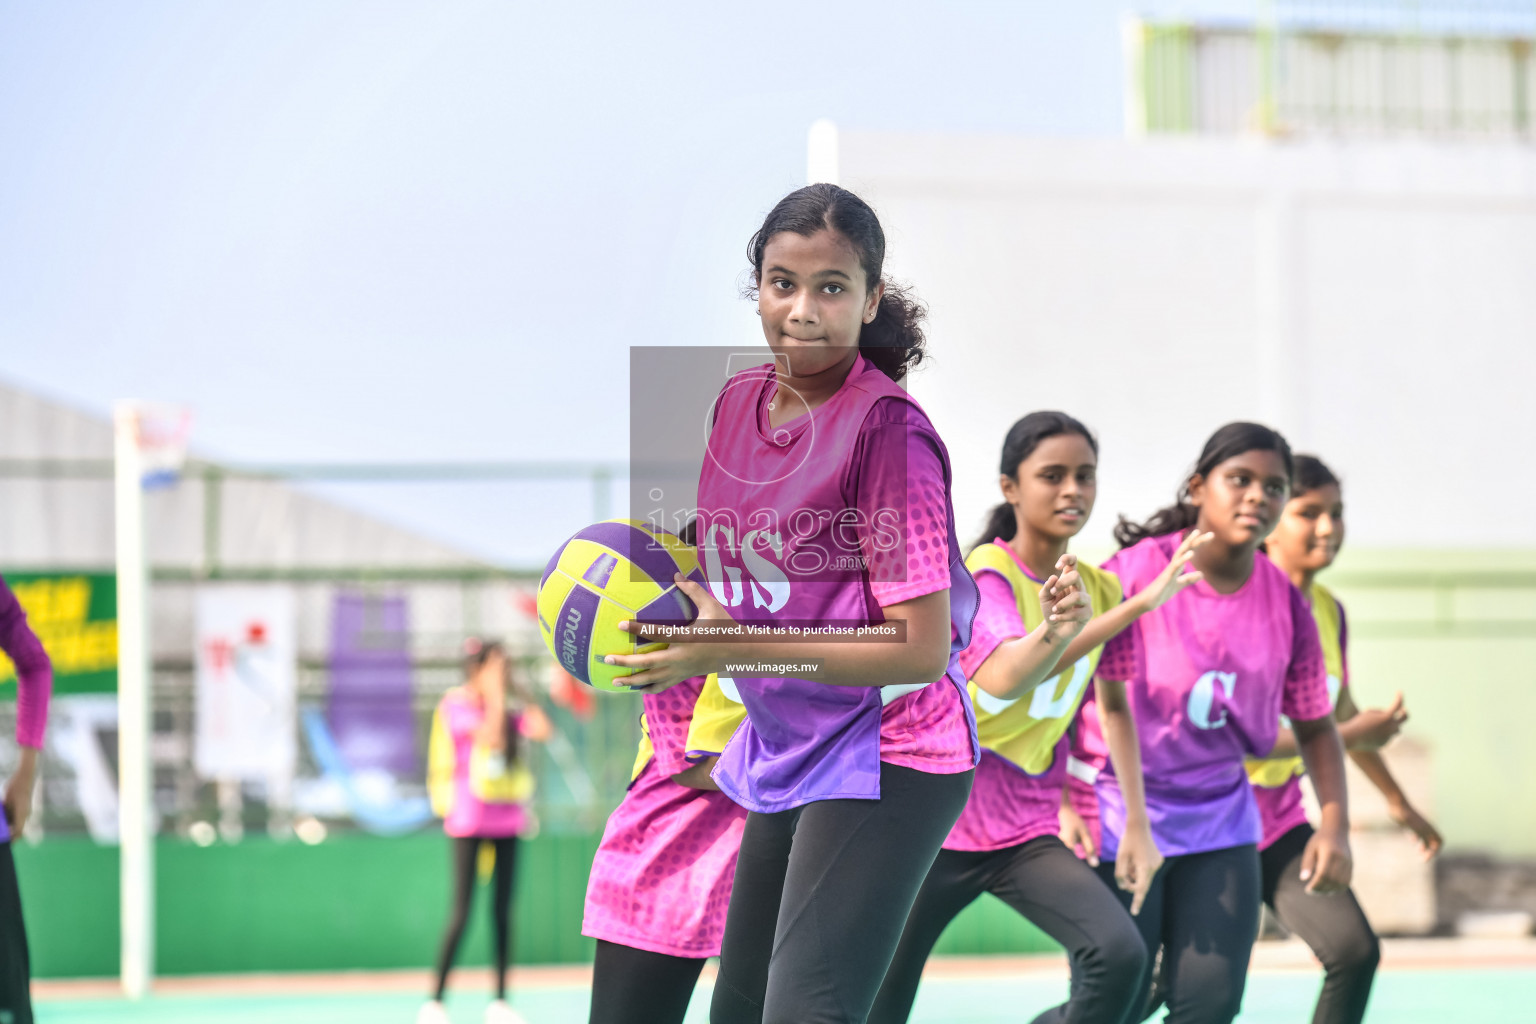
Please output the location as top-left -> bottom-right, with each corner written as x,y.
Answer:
770,350 -> 859,424
1191,529 -> 1260,594
1009,527 -> 1070,583
1270,556 -> 1315,594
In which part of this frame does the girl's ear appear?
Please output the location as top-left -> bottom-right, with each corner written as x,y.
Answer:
863,280 -> 885,324
999,473 -> 1020,504
1186,474 -> 1207,508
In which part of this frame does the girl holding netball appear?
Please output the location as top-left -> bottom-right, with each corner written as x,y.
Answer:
1244,453 -> 1442,1024
1079,422 -> 1352,1024
583,671 -> 747,1024
870,412 -> 1211,1024
604,184 -> 1086,1023
420,639 -> 550,1024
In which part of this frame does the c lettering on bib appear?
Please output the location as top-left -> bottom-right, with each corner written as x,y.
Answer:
1188,670 -> 1238,730
1028,657 -> 1093,721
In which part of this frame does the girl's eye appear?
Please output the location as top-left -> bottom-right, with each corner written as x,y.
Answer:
1041,471 -> 1062,483
823,283 -> 843,294
1231,473 -> 1250,487
773,279 -> 793,290
1266,482 -> 1287,497
1078,471 -> 1095,485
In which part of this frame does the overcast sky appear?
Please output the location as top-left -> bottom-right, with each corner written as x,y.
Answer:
1,1 -> 1258,562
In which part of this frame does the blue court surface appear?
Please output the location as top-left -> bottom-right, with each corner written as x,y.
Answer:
34,964 -> 1536,1023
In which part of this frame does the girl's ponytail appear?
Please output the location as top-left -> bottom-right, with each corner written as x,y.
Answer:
857,282 -> 927,382
1112,498 -> 1200,549
976,502 -> 1019,548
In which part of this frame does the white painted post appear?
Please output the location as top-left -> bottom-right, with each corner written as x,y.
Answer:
807,119 -> 839,186
113,403 -> 153,1000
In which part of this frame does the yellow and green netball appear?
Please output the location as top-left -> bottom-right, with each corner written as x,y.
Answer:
537,519 -> 703,692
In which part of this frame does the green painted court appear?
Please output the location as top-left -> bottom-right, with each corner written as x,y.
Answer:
34,965 -> 1536,1023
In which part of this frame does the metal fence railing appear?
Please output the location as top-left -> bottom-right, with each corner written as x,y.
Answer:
1125,4 -> 1536,139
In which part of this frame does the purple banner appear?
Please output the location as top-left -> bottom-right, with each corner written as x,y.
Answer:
327,592 -> 418,777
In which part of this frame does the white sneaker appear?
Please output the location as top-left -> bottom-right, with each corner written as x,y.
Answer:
416,1000 -> 451,1024
484,1000 -> 526,1024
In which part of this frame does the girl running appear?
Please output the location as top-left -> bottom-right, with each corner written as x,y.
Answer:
1245,453 -> 1442,1024
584,671 -> 747,1024
1080,422 -> 1353,1024
0,573 -> 52,1024
603,184 -> 1037,1023
871,412 -> 1209,1024
420,638 -> 550,1024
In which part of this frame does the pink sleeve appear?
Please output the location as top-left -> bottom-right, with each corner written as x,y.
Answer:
0,576 -> 51,749
1097,625 -> 1139,682
958,570 -> 1028,679
1282,585 -> 1331,721
853,401 -> 952,607
640,676 -> 706,778
1094,554 -> 1138,682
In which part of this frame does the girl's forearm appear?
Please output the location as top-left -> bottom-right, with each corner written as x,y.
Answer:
1271,701 -> 1372,760
1348,748 -> 1408,809
1098,680 -> 1149,827
1331,688 -> 1380,751
1056,595 -> 1144,668
695,590 -> 954,688
1267,726 -> 1298,758
970,624 -> 1074,701
1295,716 -> 1349,832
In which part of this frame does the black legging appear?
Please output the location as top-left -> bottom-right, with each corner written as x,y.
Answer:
589,939 -> 710,1024
1094,844 -> 1261,1024
710,761 -> 974,1024
434,835 -> 518,1000
1262,824 -> 1379,1024
0,843 -> 33,1024
869,835 -> 1146,1024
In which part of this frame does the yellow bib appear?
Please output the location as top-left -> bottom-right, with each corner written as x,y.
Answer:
427,698 -> 536,817
1246,581 -> 1346,788
630,674 -> 747,783
964,543 -> 1123,775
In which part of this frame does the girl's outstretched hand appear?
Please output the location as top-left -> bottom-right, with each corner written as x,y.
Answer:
1136,531 -> 1211,613
1389,800 -> 1443,860
1350,693 -> 1408,751
604,575 -> 732,694
1039,555 -> 1093,644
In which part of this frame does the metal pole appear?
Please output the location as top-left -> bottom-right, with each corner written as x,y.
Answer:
592,465 -> 612,521
113,404 -> 153,999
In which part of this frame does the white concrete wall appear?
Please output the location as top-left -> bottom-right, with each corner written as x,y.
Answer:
832,132 -> 1536,551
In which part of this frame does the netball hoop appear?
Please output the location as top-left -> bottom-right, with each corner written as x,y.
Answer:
112,401 -> 191,1000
